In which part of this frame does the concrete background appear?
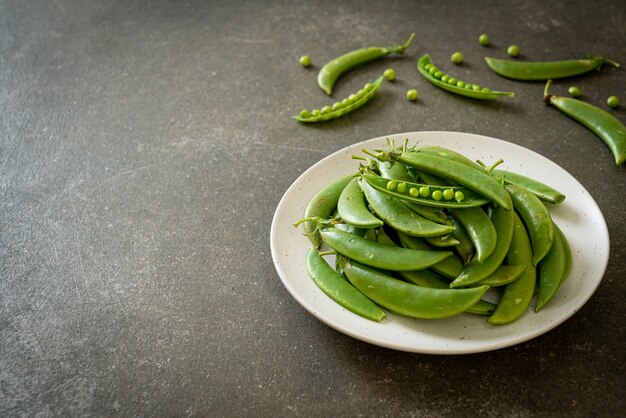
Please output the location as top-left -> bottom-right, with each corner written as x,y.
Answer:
1,0 -> 625,416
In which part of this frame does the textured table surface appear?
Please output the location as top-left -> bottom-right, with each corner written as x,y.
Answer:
1,0 -> 625,416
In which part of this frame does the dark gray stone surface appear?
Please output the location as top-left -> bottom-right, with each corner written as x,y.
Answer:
1,0 -> 624,416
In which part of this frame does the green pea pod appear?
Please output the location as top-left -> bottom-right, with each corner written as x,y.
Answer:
307,248 -> 386,322
485,55 -> 619,81
450,216 -> 476,265
397,232 -> 464,279
488,212 -> 536,325
377,161 -> 416,182
302,174 -> 355,248
450,207 -> 497,262
554,223 -> 572,284
368,148 -> 513,210
418,146 -> 487,172
505,183 -> 554,266
317,34 -> 415,96
418,54 -> 514,100
340,258 -> 489,319
360,172 -> 490,209
295,76 -> 385,123
467,300 -> 497,316
477,264 -> 526,287
334,222 -> 366,237
450,204 -> 515,288
535,227 -> 567,312
493,169 -> 566,204
337,178 -> 383,228
424,235 -> 460,247
319,226 -> 452,271
360,179 -> 456,237
544,80 -> 626,165
403,201 -> 452,225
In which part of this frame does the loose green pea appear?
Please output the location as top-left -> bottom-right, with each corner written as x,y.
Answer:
443,188 -> 455,200
299,109 -> 311,118
479,34 -> 490,46
406,89 -> 418,101
299,55 -> 312,67
455,191 -> 465,202
386,180 -> 398,190
451,52 -> 463,64
432,190 -> 443,201
419,186 -> 430,197
383,68 -> 396,81
607,95 -> 620,108
397,182 -> 407,193
507,45 -> 520,57
320,105 -> 332,114
410,187 -> 419,197
568,86 -> 582,98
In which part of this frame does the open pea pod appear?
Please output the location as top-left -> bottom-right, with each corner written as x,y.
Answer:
360,172 -> 490,209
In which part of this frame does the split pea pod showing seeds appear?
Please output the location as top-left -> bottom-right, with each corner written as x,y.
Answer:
484,55 -> 620,81
317,33 -> 415,96
417,54 -> 514,100
544,80 -> 626,165
295,76 -> 385,123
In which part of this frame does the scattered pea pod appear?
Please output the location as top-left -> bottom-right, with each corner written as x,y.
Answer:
317,34 -> 415,95
417,54 -> 514,100
484,55 -> 620,81
544,80 -> 626,165
295,76 -> 385,123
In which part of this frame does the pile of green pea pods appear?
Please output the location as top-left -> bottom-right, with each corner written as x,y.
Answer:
296,140 -> 572,325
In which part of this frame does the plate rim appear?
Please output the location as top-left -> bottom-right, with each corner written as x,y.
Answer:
270,130 -> 610,354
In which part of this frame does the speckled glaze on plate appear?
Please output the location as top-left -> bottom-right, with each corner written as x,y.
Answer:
270,131 -> 609,354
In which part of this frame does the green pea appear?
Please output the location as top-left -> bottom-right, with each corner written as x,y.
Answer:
397,182 -> 407,193
424,63 -> 432,71
364,82 -> 374,90
451,52 -> 463,64
607,95 -> 620,108
320,105 -> 332,114
342,98 -> 351,106
568,86 -> 582,97
311,109 -> 321,116
434,70 -> 443,79
357,88 -> 367,98
429,66 -> 438,75
386,180 -> 398,190
507,45 -> 520,57
464,84 -> 473,90
383,68 -> 396,81
443,188 -> 455,200
441,75 -> 449,83
299,55 -> 312,67
472,84 -> 481,91
448,77 -> 457,85
481,87 -> 491,93
419,186 -> 430,197
456,81 -> 466,88
406,89 -> 419,102
479,34 -> 490,46
331,102 -> 342,111
299,109 -> 311,118
455,191 -> 465,202
432,190 -> 443,201
348,94 -> 357,101
409,187 -> 419,197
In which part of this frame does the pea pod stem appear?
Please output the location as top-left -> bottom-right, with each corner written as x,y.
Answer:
318,34 -> 415,95
544,80 -> 626,165
485,55 -> 620,81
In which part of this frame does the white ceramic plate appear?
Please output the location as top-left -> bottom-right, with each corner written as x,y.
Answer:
270,131 -> 609,354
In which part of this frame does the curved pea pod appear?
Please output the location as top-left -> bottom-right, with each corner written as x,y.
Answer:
488,212 -> 536,325
450,216 -> 475,265
424,235 -> 460,247
535,226 -> 568,312
418,146 -> 486,172
403,201 -> 451,226
450,207 -> 497,262
377,160 -> 416,182
544,80 -> 626,165
484,55 -> 620,81
340,258 -> 490,319
493,169 -> 566,204
388,150 -> 513,210
554,223 -> 572,283
317,33 -> 414,96
360,180 -> 456,238
295,76 -> 385,123
417,54 -> 514,100
307,249 -> 386,322
360,172 -> 490,209
477,265 -> 526,287
337,178 -> 383,228
319,226 -> 452,271
397,232 -> 464,279
505,183 -> 554,266
450,204 -> 515,288
302,174 -> 355,248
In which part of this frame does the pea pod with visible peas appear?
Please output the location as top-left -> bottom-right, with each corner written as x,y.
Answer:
544,80 -> 626,165
417,54 -> 515,100
317,34 -> 415,96
340,258 -> 490,319
295,76 -> 385,123
484,55 -> 620,81
307,248 -> 386,322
